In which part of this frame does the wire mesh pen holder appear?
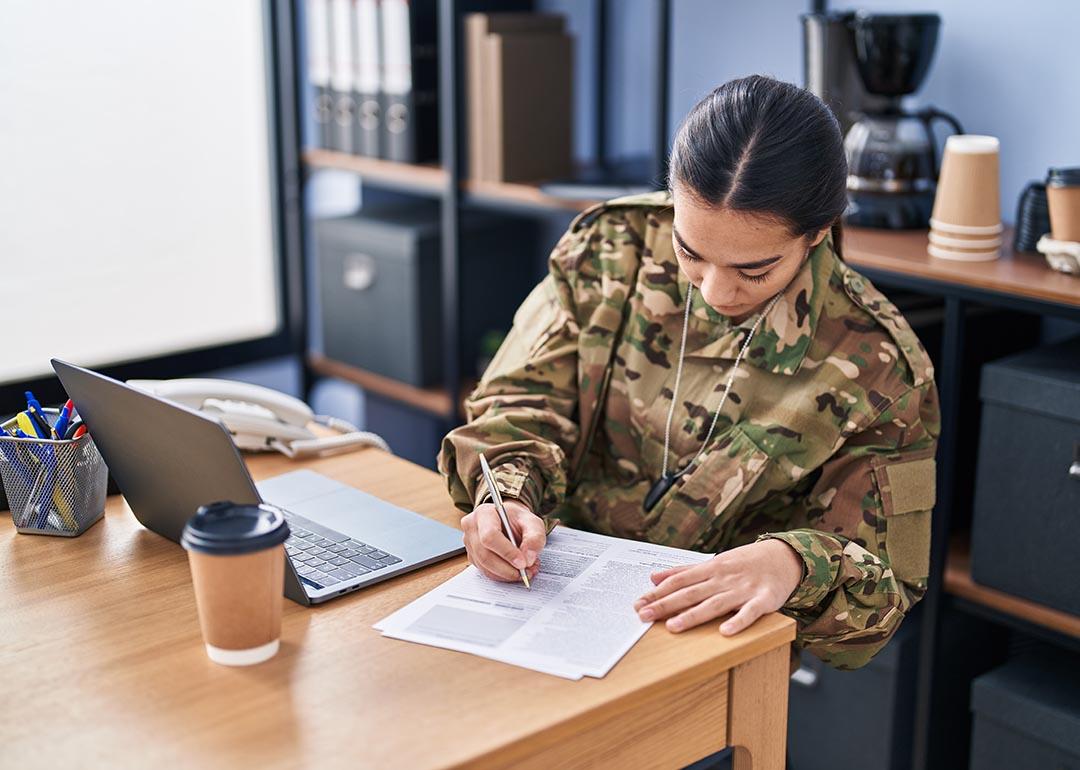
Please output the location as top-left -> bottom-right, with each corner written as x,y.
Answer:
0,409 -> 108,536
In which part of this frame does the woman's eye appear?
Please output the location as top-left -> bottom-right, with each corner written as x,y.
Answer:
737,270 -> 772,284
675,247 -> 701,263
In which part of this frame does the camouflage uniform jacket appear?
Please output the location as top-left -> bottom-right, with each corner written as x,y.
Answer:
438,192 -> 940,669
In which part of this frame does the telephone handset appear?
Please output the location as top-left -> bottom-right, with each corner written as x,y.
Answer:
126,378 -> 390,458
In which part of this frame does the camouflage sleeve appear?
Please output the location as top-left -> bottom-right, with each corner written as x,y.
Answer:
436,223 -> 603,518
757,379 -> 941,670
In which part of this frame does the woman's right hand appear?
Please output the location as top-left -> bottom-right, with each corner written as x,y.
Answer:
461,499 -> 546,583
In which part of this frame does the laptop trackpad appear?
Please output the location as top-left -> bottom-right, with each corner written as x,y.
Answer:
257,470 -> 461,558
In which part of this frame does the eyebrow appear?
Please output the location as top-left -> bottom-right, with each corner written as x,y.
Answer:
672,228 -> 784,270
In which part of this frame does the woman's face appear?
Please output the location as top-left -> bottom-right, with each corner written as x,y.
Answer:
671,183 -> 829,322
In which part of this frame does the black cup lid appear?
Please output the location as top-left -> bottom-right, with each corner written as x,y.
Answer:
1047,167 -> 1080,186
181,501 -> 290,555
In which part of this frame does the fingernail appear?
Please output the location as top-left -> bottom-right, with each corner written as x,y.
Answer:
667,619 -> 682,632
522,549 -> 534,565
512,556 -> 526,569
639,608 -> 654,621
720,624 -> 733,635
633,599 -> 645,610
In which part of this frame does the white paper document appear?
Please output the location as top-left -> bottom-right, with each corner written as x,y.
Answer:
374,526 -> 712,679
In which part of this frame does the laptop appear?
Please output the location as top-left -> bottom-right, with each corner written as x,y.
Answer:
52,359 -> 465,605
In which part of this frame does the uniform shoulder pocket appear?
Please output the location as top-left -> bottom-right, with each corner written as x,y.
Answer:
871,449 -> 936,584
872,451 -> 936,515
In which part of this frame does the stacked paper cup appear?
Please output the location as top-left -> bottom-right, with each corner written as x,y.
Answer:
928,135 -> 1002,261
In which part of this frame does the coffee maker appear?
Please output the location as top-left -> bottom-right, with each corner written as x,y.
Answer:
802,11 -> 890,136
842,13 -> 964,229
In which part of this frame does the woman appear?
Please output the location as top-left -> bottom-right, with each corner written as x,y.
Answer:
438,76 -> 939,670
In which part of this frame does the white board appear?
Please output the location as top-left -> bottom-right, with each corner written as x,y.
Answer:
0,0 -> 281,383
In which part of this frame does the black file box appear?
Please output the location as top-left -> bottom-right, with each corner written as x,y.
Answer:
971,335 -> 1080,616
316,205 -> 536,388
970,651 -> 1080,769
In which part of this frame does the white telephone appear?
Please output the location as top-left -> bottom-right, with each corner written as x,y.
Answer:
126,378 -> 390,458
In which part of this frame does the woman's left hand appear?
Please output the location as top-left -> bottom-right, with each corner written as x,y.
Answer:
634,539 -> 805,636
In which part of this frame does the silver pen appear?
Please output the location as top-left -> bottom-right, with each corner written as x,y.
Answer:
478,453 -> 531,589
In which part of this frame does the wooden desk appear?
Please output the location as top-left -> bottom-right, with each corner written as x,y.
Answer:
1,449 -> 795,769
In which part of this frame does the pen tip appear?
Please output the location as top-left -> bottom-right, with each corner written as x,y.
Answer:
523,574 -> 531,590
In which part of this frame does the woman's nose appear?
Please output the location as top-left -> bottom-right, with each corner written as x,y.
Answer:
699,269 -> 739,308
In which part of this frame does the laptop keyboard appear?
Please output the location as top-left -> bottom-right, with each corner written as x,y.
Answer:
282,510 -> 402,590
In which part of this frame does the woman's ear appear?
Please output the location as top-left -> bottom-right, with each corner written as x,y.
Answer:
809,226 -> 831,248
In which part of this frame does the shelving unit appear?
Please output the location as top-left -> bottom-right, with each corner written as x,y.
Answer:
303,148 -> 601,212
302,149 -> 447,195
462,177 -> 599,213
307,353 -> 456,417
847,226 -> 1080,770
308,353 -> 476,420
304,150 -> 609,211
944,536 -> 1080,643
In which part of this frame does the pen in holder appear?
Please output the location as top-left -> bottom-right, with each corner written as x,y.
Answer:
0,408 -> 108,536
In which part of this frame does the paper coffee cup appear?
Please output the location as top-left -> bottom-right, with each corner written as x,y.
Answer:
1047,167 -> 1080,242
930,135 -> 1001,230
181,501 -> 290,666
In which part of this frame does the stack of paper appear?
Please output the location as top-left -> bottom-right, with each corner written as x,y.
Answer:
374,527 -> 712,679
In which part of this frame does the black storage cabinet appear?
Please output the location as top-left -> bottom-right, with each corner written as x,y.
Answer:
971,335 -> 1080,615
970,651 -> 1080,769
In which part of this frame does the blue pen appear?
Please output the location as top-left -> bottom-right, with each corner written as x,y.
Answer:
25,391 -> 43,412
54,399 -> 74,440
24,391 -> 54,439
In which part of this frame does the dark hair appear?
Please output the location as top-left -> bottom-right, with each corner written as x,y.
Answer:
669,75 -> 848,258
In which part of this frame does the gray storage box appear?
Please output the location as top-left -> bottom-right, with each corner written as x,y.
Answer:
316,206 -> 535,387
318,208 -> 441,386
970,652 -> 1080,770
787,620 -> 918,770
971,335 -> 1080,615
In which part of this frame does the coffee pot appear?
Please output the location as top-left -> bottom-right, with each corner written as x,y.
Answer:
843,13 -> 964,229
